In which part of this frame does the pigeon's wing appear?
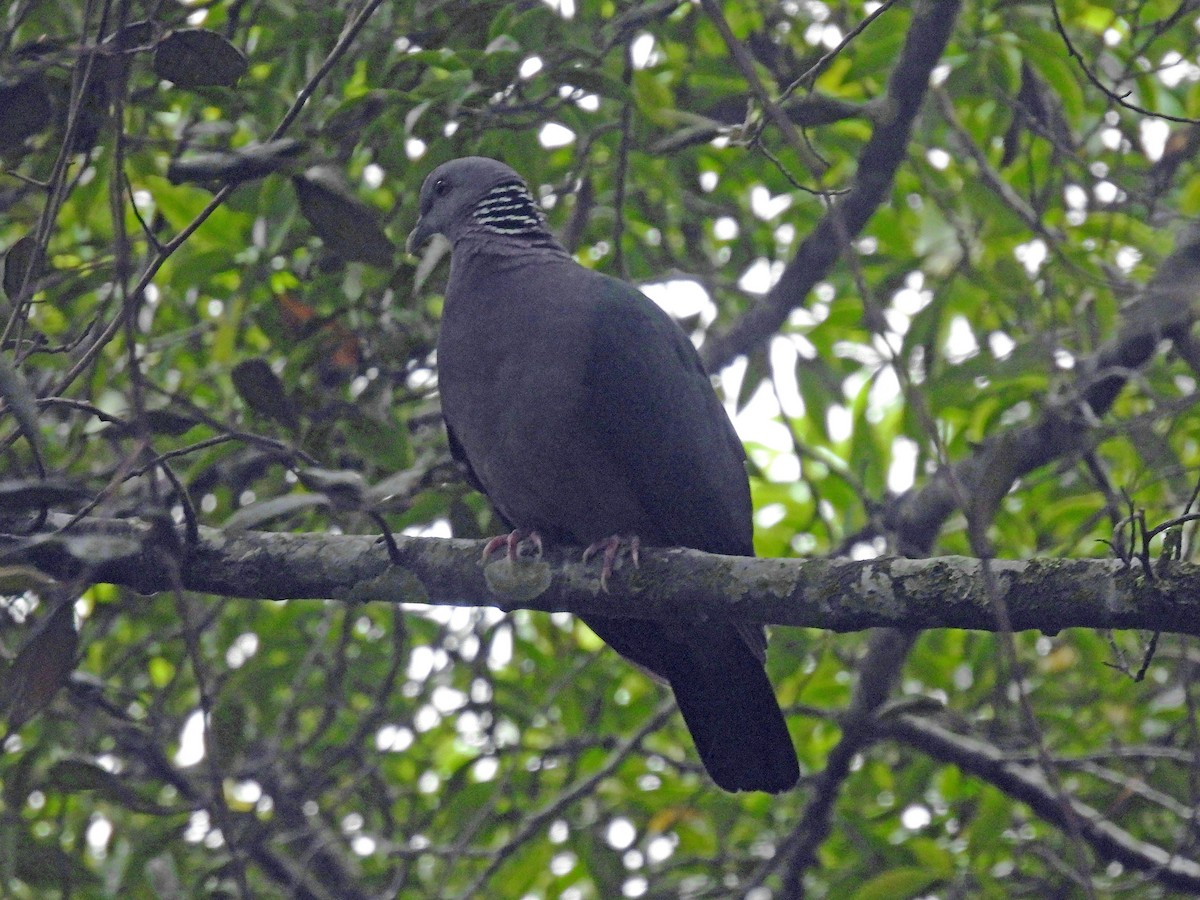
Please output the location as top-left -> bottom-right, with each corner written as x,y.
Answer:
577,274 -> 798,793
582,273 -> 753,557
447,421 -> 514,530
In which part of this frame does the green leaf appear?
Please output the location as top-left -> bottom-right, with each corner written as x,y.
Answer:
850,867 -> 945,900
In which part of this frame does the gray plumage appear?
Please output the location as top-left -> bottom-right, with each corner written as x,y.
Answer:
408,156 -> 799,793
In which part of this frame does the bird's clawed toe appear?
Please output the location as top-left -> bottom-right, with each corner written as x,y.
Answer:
582,534 -> 640,592
480,529 -> 543,565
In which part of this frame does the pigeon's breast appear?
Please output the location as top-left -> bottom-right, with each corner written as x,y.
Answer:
437,257 -> 649,542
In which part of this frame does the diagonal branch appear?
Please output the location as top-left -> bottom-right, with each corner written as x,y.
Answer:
886,222 -> 1200,556
883,713 -> 1200,894
702,0 -> 963,370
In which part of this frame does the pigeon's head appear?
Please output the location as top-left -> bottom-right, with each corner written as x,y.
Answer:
406,157 -> 548,253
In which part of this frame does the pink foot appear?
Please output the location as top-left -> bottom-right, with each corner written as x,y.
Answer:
582,534 -> 640,592
481,529 -> 543,565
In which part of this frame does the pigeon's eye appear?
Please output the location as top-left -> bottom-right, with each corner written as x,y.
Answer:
433,178 -> 450,197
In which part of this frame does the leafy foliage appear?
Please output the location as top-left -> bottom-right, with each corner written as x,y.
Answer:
1,0 -> 1199,896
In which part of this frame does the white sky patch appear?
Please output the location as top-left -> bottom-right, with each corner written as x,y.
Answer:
727,376 -> 801,480
892,277 -> 932,317
720,357 -> 793,480
804,22 -> 843,48
376,724 -> 414,752
826,404 -> 852,443
175,710 -> 206,767
1140,118 -> 1170,162
575,92 -> 599,111
901,804 -> 933,830
414,704 -> 441,732
1115,245 -> 1141,272
97,754 -> 120,773
519,56 -> 543,78
1064,184 -> 1088,210
888,286 -> 931,321
884,308 -> 911,336
989,331 -> 1015,359
926,148 -> 950,170
1014,238 -> 1047,276
225,632 -> 259,669
407,645 -> 449,681
888,436 -> 918,493
765,450 -> 800,483
432,685 -> 467,713
755,503 -> 787,529
538,122 -> 575,148
183,810 -> 210,843
1158,50 -> 1200,87
542,0 -> 575,18
403,518 -> 451,538
606,818 -> 637,850
850,538 -> 883,560
738,257 -> 783,294
945,315 -> 979,363
488,625 -> 513,670
719,355 -> 747,422
646,834 -> 676,864
698,171 -> 718,192
640,279 -> 717,326
231,780 -> 262,804
362,163 -> 384,189
770,335 -> 805,418
405,137 -> 426,160
86,816 -> 113,853
791,332 -> 817,359
630,33 -> 659,69
714,216 -> 739,240
1094,180 -> 1121,204
833,340 -> 881,368
870,364 -> 901,413
550,851 -> 576,875
750,185 -> 792,220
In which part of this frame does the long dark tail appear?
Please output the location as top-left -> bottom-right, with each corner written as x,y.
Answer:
583,615 -> 799,793
667,629 -> 799,793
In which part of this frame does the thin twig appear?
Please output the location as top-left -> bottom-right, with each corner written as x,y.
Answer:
1050,0 -> 1200,125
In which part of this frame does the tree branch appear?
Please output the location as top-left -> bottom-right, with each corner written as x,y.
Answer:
883,713 -> 1200,894
702,0 -> 962,370
8,516 -> 1200,636
886,221 -> 1200,555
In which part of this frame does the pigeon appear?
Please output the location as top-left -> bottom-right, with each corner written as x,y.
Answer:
407,156 -> 799,793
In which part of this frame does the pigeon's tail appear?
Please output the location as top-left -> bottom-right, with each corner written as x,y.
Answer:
667,629 -> 800,794
583,615 -> 799,793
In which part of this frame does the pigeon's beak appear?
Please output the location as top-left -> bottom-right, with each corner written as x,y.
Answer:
405,218 -> 434,255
